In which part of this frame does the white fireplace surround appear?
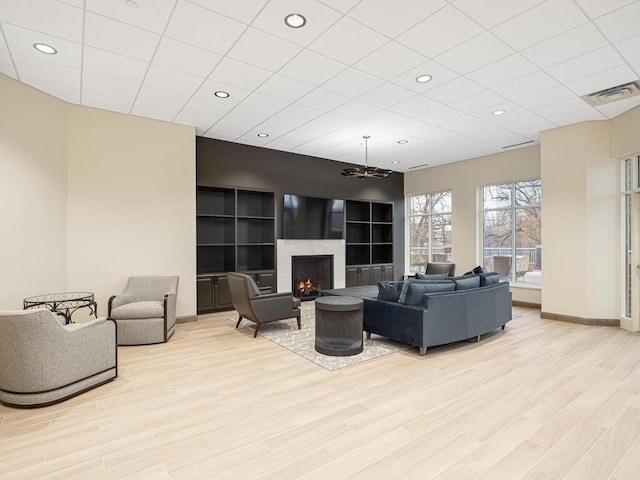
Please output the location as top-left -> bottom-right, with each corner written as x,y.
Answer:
277,240 -> 346,293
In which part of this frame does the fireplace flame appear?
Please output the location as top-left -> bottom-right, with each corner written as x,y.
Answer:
297,278 -> 318,297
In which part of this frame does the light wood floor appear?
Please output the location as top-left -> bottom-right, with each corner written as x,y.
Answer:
2,306 -> 640,479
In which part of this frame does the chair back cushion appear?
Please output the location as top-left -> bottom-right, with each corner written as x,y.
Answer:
227,272 -> 259,321
425,262 -> 456,277
125,276 -> 179,301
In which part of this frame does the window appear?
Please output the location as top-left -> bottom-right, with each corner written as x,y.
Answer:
621,156 -> 640,319
409,191 -> 452,273
482,180 -> 541,284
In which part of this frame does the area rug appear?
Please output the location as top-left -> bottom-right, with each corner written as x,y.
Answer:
236,302 -> 411,371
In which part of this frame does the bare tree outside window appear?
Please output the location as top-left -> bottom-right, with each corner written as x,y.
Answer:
409,191 -> 452,272
483,180 -> 541,284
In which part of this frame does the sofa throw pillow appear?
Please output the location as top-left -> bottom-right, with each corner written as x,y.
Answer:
414,272 -> 450,280
479,272 -> 500,286
398,280 -> 456,305
454,275 -> 480,290
377,281 -> 404,302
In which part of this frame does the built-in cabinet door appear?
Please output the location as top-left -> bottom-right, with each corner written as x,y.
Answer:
346,266 -> 372,287
197,277 -> 213,311
252,272 -> 274,294
213,275 -> 233,310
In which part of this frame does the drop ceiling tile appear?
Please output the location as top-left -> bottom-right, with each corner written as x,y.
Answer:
222,106 -> 273,127
227,27 -> 302,72
389,94 -> 443,116
82,70 -> 139,105
296,88 -> 349,111
616,33 -> 640,63
165,1 -> 245,55
535,97 -> 605,122
565,64 -> 639,96
322,67 -> 384,97
574,0 -> 637,18
290,113 -> 352,139
466,54 -> 538,88
595,95 -> 640,118
135,85 -> 189,112
423,76 -> 484,104
0,0 -> 82,42
355,41 -> 428,81
57,0 -> 84,8
174,104 -> 231,132
234,135 -> 273,147
0,51 -> 17,79
348,0 -> 446,38
86,0 -> 176,34
323,99 -> 380,120
203,130 -> 238,142
13,53 -> 79,86
81,89 -> 134,114
208,57 -> 272,91
153,37 -> 222,78
451,90 -> 507,113
255,74 -> 315,102
483,104 -> 556,137
235,93 -> 289,118
309,17 -> 388,65
84,11 -> 159,62
132,99 -> 184,123
515,85 -> 577,110
396,6 -> 484,58
453,0 -> 546,29
22,75 -> 80,103
185,0 -> 268,24
595,2 -> 640,42
493,70 -> 560,100
143,64 -> 203,96
251,0 -> 341,47
358,82 -> 415,109
390,60 -> 459,93
632,60 -> 640,76
492,0 -> 588,50
435,32 -> 513,75
546,46 -> 625,84
190,78 -> 252,109
278,49 -> 347,86
316,0 -> 361,13
3,23 -> 81,69
83,46 -> 148,84
521,23 -> 609,69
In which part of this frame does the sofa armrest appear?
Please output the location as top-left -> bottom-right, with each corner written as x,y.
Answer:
108,293 -> 135,313
164,293 -> 177,330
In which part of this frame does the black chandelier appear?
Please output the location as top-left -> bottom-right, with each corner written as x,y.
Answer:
341,135 -> 393,178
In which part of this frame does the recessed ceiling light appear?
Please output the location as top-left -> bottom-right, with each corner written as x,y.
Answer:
257,133 -> 269,138
284,13 -> 306,28
214,91 -> 230,98
33,43 -> 57,55
392,161 -> 400,164
125,0 -> 138,8
415,75 -> 432,83
492,109 -> 506,116
397,140 -> 408,144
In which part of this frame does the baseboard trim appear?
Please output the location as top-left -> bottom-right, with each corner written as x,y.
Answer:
176,315 -> 198,324
540,311 -> 620,327
512,300 -> 541,309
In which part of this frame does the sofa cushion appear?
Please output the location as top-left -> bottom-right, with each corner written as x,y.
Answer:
479,272 -> 500,286
377,281 -> 404,302
110,301 -> 164,320
398,280 -> 456,305
414,272 -> 450,280
454,275 -> 480,290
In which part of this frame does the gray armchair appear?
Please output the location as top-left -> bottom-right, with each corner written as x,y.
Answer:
108,275 -> 179,346
0,309 -> 117,407
426,262 -> 456,277
228,272 -> 301,338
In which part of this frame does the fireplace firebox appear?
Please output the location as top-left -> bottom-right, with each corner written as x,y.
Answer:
291,255 -> 334,300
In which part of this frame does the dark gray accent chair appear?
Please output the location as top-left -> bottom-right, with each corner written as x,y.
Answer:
227,272 -> 301,338
108,275 -> 179,346
0,309 -> 117,407
426,262 -> 456,277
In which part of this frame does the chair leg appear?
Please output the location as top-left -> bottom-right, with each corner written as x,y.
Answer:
365,332 -> 371,339
419,347 -> 427,356
253,323 -> 260,338
236,315 -> 243,329
296,313 -> 301,330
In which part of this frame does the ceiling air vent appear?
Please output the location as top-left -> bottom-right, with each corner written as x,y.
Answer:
581,80 -> 640,107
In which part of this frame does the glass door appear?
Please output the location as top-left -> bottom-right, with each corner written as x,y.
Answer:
622,156 -> 640,331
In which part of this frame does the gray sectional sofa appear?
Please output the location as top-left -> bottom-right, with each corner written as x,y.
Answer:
321,272 -> 512,355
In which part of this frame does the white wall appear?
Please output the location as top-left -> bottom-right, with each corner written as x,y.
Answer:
404,146 -> 541,304
0,75 -> 68,309
66,106 -> 196,318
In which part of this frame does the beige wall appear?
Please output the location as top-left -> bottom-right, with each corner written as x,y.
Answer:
66,106 -> 196,318
404,145 -> 541,304
0,75 -> 68,309
0,74 -> 197,318
541,121 -> 618,320
611,105 -> 640,158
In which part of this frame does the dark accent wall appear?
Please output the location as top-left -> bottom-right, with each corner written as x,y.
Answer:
196,137 -> 405,280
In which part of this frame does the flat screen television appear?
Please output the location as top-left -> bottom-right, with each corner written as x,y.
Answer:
283,194 -> 344,240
